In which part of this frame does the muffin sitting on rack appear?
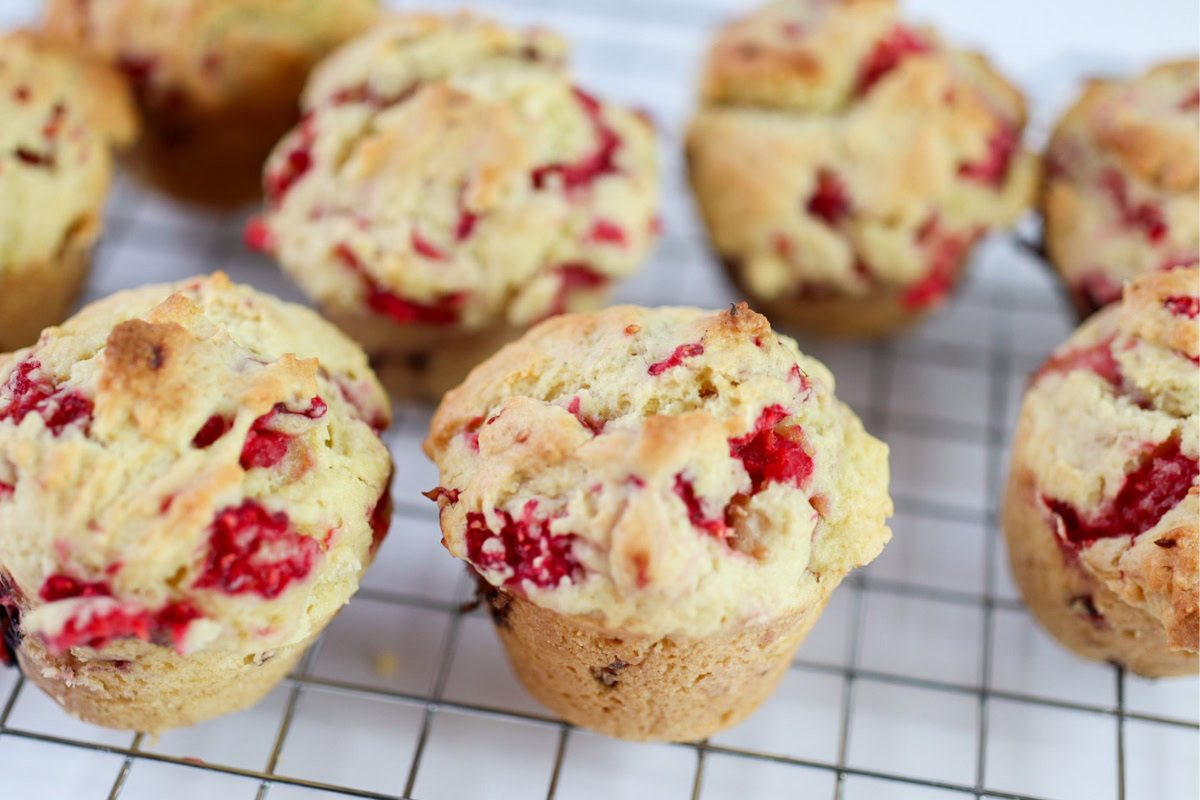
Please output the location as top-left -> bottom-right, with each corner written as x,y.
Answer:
1004,267 -> 1198,677
0,30 -> 136,353
43,0 -> 378,207
0,273 -> 393,732
1042,59 -> 1199,315
686,0 -> 1037,338
248,13 -> 660,401
424,303 -> 892,741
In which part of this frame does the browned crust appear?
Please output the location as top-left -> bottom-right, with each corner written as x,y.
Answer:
489,588 -> 833,741
0,227 -> 94,353
16,630 -> 314,733
1003,417 -> 1198,678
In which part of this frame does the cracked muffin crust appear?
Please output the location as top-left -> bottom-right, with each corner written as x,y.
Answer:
1042,59 -> 1200,316
424,303 -> 892,740
250,13 -> 660,401
1004,267 -> 1199,677
686,0 -> 1037,338
0,272 -> 393,732
0,30 -> 136,353
43,0 -> 378,207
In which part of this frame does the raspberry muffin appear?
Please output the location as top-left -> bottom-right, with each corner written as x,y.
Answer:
1004,268 -> 1198,678
0,272 -> 393,732
686,0 -> 1037,338
1042,59 -> 1199,316
249,13 -> 660,401
424,303 -> 892,741
43,0 -> 378,207
0,30 -> 136,353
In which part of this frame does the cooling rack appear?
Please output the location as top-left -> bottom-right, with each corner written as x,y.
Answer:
1,0 -> 1197,798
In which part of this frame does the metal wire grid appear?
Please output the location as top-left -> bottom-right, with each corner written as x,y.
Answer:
0,0 -> 1197,798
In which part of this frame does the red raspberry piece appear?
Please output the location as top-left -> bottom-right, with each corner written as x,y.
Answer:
546,263 -> 609,318
195,501 -> 321,599
0,359 -> 93,436
1044,437 -> 1198,549
958,122 -> 1018,186
335,244 -> 464,325
1034,336 -> 1124,391
855,26 -> 930,95
806,169 -> 851,226
648,343 -> 704,376
1099,169 -> 1168,243
411,231 -> 447,261
531,88 -> 622,192
12,85 -> 29,103
243,216 -> 275,254
900,218 -> 973,310
38,574 -> 111,602
42,103 -> 65,140
455,209 -> 479,241
464,500 -> 584,591
673,474 -> 727,539
728,404 -> 814,494
192,414 -> 232,448
0,481 -> 12,499
240,397 -> 327,470
1180,88 -> 1200,111
462,415 -> 484,453
588,219 -> 627,246
14,147 -> 54,168
265,115 -> 316,207
1164,296 -> 1199,318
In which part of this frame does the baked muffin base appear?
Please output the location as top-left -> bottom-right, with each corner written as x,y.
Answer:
719,258 -> 967,340
1003,451 -> 1198,678
15,630 -> 317,734
483,584 -> 833,742
0,239 -> 92,353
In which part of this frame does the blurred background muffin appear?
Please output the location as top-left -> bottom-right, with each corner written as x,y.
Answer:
0,29 -> 136,353
687,0 -> 1037,338
42,0 -> 378,208
249,13 -> 659,401
1042,59 -> 1199,316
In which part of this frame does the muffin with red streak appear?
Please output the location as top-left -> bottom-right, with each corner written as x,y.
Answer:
0,272 -> 392,732
42,0 -> 378,207
1003,267 -> 1198,677
686,0 -> 1036,338
0,30 -> 136,352
249,13 -> 659,401
424,303 -> 891,741
1042,60 -> 1199,316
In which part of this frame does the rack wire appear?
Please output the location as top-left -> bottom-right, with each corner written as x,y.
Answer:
0,1 -> 1197,798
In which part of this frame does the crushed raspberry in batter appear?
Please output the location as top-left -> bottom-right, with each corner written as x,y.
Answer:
728,404 -> 814,494
465,500 -> 583,590
588,219 -> 627,246
567,396 -> 605,435
1045,438 -> 1198,547
463,416 -> 484,452
0,481 -> 12,499
1034,337 -> 1123,390
673,474 -> 728,539
240,397 -> 327,470
411,232 -> 447,261
958,123 -> 1018,186
243,216 -> 275,253
195,501 -> 320,599
548,263 -> 609,318
335,244 -> 464,325
1099,169 -> 1167,243
806,169 -> 851,226
1179,88 -> 1200,110
192,414 -> 233,448
855,26 -> 930,95
1163,295 -> 1200,318
901,219 -> 972,310
265,115 -> 315,206
0,360 -> 93,436
648,343 -> 704,376
531,88 -> 621,192
39,574 -> 111,602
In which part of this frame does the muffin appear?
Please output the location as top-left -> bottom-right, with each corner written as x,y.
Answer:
249,13 -> 660,401
0,30 -> 137,353
43,0 -> 378,208
1003,267 -> 1198,677
1042,59 -> 1199,316
0,272 -> 393,732
686,0 -> 1037,338
424,303 -> 892,741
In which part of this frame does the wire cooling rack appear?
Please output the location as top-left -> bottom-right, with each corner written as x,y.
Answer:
1,1 -> 1198,798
